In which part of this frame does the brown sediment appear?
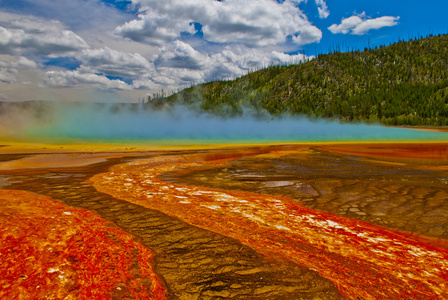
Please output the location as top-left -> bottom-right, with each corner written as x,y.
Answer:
318,142 -> 448,164
92,149 -> 448,299
0,152 -> 159,170
0,153 -> 109,170
399,126 -> 448,133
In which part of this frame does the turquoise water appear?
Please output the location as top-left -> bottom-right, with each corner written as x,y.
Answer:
22,104 -> 448,143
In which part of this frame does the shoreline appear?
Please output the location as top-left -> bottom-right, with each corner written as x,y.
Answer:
0,139 -> 447,171
1,138 -> 448,155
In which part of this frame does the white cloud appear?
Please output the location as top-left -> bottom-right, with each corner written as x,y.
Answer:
0,66 -> 19,83
328,14 -> 364,35
0,2 -> 154,57
115,10 -> 195,46
150,41 -> 309,89
0,1 -> 318,101
328,12 -> 400,35
0,56 -> 38,83
117,0 -> 321,48
270,51 -> 309,65
154,41 -> 207,70
45,70 -> 132,90
352,16 -> 400,35
41,37 -> 312,93
0,56 -> 37,70
44,46 -> 162,91
0,15 -> 89,56
0,1 -> 132,32
315,0 -> 330,19
78,47 -> 154,78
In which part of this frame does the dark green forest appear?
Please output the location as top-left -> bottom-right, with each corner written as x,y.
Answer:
154,34 -> 448,126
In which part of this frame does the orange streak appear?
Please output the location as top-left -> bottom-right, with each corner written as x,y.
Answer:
318,143 -> 448,161
92,153 -> 448,300
0,190 -> 168,299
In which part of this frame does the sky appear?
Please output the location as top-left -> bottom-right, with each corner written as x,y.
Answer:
0,0 -> 447,103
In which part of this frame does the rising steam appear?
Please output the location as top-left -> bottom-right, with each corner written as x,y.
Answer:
1,101 -> 447,144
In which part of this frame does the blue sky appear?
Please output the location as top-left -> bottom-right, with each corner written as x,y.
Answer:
302,0 -> 448,55
0,0 -> 446,102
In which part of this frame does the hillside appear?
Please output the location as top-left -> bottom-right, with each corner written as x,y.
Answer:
156,34 -> 448,126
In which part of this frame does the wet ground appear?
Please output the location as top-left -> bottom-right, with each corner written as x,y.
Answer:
0,151 -> 342,299
166,145 -> 448,242
2,143 -> 448,299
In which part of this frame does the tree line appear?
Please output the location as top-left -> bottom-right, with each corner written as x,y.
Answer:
156,33 -> 448,126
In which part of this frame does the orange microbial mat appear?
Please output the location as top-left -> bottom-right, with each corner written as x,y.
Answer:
1,142 -> 448,299
0,190 -> 167,299
92,148 -> 448,300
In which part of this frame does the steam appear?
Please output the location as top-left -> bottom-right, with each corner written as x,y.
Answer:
1,101 -> 447,144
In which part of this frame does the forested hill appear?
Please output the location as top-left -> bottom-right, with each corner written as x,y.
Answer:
156,34 -> 448,126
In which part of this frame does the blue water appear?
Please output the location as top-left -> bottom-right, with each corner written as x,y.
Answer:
23,104 -> 448,143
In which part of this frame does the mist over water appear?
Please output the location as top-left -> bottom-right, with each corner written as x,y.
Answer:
1,101 -> 447,144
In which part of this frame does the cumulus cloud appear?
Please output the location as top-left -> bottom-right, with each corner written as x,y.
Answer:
0,0 -> 132,32
0,56 -> 38,83
315,0 -> 330,19
52,39 -> 311,92
150,41 -> 309,88
78,47 -> 154,78
328,12 -> 400,35
0,67 -> 20,83
116,0 -> 321,48
0,15 -> 89,56
51,47 -> 161,91
115,10 -> 195,46
45,70 -> 132,90
0,1 -> 318,100
352,16 -> 400,35
154,41 -> 206,70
